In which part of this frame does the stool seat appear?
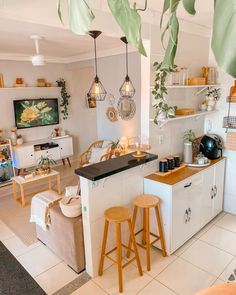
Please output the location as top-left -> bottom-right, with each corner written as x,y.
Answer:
105,207 -> 131,223
134,194 -> 159,208
196,283 -> 236,295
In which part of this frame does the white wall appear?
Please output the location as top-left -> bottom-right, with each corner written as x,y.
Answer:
0,60 -> 98,158
67,52 -> 145,142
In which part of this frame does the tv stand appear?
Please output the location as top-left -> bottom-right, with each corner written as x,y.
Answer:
12,136 -> 73,173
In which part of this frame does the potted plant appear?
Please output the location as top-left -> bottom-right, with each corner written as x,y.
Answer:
36,155 -> 57,175
205,87 -> 221,111
152,62 -> 177,125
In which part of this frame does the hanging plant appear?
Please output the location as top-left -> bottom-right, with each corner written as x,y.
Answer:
56,78 -> 71,120
152,61 -> 177,124
57,0 -> 236,78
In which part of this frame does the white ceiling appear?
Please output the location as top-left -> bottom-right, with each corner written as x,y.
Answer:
0,18 -> 122,58
0,0 -> 214,62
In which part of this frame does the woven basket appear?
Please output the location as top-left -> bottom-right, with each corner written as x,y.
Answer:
225,132 -> 236,151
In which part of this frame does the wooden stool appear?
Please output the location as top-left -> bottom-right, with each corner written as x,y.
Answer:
195,283 -> 236,295
127,194 -> 166,271
98,206 -> 143,293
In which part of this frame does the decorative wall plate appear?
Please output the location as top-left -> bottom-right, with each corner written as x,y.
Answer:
117,97 -> 136,120
106,106 -> 118,122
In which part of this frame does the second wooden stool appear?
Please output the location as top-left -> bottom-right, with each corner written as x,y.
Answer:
127,194 -> 166,271
98,206 -> 143,293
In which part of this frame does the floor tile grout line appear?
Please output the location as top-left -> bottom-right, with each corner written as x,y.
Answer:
91,279 -> 110,295
179,253 -> 230,279
154,277 -> 180,295
214,223 -> 236,235
198,235 -> 236,256
34,261 -> 67,279
216,254 -> 235,282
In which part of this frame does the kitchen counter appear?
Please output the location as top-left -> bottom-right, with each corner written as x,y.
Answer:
145,157 -> 225,185
75,152 -> 158,181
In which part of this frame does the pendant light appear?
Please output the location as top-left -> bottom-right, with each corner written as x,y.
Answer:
119,37 -> 135,98
88,31 -> 107,101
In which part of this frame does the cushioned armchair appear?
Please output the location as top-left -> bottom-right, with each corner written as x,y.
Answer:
79,140 -> 112,167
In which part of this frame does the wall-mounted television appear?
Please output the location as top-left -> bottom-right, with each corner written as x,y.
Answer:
13,98 -> 59,129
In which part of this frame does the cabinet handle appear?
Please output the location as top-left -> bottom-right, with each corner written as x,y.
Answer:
211,187 -> 214,199
30,154 -> 33,157
188,208 -> 191,221
184,182 -> 192,188
184,210 -> 188,224
214,185 -> 217,197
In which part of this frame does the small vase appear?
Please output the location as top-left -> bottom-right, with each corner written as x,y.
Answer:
157,111 -> 167,121
11,131 -> 17,146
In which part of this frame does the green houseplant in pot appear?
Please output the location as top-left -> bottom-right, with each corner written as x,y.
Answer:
36,156 -> 57,175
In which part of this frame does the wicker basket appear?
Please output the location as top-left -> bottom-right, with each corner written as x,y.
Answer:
225,132 -> 236,151
35,167 -> 51,175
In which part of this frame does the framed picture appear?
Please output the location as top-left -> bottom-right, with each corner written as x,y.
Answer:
86,94 -> 96,109
0,74 -> 4,88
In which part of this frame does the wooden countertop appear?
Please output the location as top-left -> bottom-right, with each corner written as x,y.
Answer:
145,158 -> 225,185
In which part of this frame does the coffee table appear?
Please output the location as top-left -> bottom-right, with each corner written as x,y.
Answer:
12,170 -> 61,207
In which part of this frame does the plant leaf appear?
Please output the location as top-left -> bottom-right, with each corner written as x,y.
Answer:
57,0 -> 63,23
107,0 -> 147,56
67,0 -> 95,35
212,0 -> 236,78
182,0 -> 196,15
161,11 -> 179,70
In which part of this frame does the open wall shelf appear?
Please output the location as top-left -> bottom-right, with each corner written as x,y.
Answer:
0,87 -> 59,90
150,110 -> 217,128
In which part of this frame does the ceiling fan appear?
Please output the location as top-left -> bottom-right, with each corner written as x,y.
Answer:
30,35 -> 45,66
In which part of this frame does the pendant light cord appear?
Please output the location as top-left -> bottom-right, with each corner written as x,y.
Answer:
94,38 -> 98,77
126,42 -> 129,77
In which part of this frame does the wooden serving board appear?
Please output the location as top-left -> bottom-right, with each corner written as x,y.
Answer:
154,163 -> 186,177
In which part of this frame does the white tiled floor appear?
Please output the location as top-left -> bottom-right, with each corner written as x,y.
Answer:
2,211 -> 236,295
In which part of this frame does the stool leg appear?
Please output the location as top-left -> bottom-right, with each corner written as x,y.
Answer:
155,205 -> 167,257
142,208 -> 146,245
128,219 -> 143,276
98,219 -> 109,276
116,223 -> 123,293
145,208 -> 151,271
127,205 -> 138,258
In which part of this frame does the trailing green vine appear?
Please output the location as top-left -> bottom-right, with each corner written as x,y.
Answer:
152,61 -> 177,124
56,78 -> 71,120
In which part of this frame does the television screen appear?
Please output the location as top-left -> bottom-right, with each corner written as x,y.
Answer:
13,98 -> 59,129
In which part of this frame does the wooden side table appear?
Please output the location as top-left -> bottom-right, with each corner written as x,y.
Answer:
12,170 -> 61,207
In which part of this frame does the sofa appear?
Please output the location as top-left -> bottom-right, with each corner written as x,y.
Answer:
36,205 -> 85,273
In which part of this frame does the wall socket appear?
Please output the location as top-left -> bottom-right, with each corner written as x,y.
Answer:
158,135 -> 164,144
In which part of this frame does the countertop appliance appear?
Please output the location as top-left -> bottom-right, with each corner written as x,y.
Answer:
200,134 -> 223,160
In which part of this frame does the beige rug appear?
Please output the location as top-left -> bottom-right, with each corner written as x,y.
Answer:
0,162 -> 80,246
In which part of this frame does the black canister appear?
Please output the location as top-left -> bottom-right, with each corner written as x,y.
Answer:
173,155 -> 180,168
167,157 -> 175,170
159,159 -> 168,173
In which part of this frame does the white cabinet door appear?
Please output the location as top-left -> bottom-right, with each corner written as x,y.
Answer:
13,146 -> 35,169
35,147 -> 61,163
171,174 -> 202,251
172,183 -> 189,251
213,160 -> 225,217
201,165 -> 214,227
187,174 -> 203,235
54,137 -> 73,158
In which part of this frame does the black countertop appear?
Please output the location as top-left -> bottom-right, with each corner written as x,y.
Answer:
75,153 -> 158,181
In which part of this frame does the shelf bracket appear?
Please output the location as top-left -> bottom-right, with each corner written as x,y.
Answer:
195,86 -> 208,96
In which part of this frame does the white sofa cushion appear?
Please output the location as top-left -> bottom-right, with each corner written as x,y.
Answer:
89,147 -> 109,164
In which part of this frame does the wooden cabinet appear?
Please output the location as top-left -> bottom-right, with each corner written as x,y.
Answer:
144,158 -> 225,254
13,136 -> 73,169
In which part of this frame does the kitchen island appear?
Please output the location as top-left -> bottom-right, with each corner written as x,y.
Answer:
75,153 -> 158,277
